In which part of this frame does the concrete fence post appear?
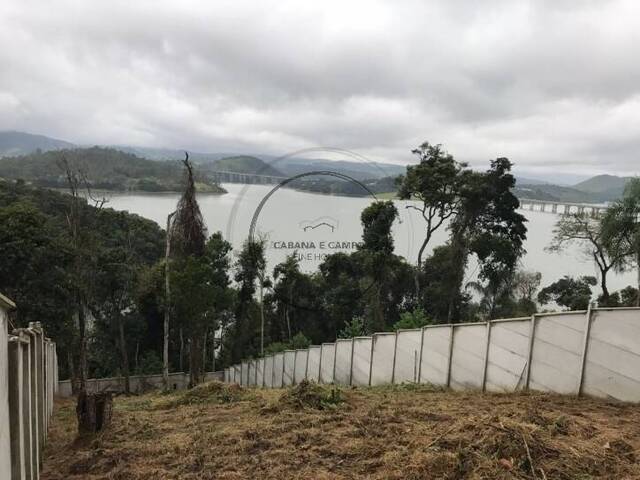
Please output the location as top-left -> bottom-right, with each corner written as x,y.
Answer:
304,349 -> 310,382
28,322 -> 45,454
417,327 -> 425,384
348,338 -> 355,386
368,334 -> 375,386
577,305 -> 594,396
445,325 -> 455,389
524,314 -> 538,390
318,345 -> 324,383
8,335 -> 26,480
293,350 -> 298,385
332,342 -> 338,384
481,321 -> 492,392
391,331 -> 399,385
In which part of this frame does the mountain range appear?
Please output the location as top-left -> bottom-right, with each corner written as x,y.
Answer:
0,130 -> 635,201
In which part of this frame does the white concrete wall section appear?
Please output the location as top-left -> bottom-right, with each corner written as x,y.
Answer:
273,353 -> 285,387
351,337 -> 372,386
283,351 -> 295,386
418,325 -> 451,386
529,312 -> 585,395
485,319 -> 530,392
333,339 -> 352,385
449,324 -> 486,390
294,350 -> 308,384
263,356 -> 274,388
247,361 -> 256,387
370,333 -> 395,386
319,343 -> 335,384
0,305 -> 11,480
306,347 -> 321,383
394,330 -> 421,383
583,308 -> 640,402
256,358 -> 264,387
241,361 -> 249,386
225,308 -> 640,403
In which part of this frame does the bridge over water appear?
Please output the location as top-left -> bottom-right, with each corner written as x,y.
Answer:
518,198 -> 608,216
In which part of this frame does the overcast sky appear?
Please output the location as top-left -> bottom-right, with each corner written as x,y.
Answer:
1,0 -> 639,179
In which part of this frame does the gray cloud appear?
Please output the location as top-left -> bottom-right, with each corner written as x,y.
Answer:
1,0 -> 639,177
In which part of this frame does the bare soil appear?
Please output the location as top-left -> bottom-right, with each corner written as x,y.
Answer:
41,382 -> 640,479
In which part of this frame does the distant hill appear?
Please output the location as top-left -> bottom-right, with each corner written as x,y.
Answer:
0,131 -> 75,157
206,155 -> 285,177
573,174 -> 633,201
274,157 -> 406,180
0,147 -> 225,193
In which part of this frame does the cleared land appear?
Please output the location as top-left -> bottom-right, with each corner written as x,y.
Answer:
41,382 -> 640,479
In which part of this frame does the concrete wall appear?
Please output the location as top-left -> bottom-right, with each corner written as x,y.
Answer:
226,307 -> 640,403
57,371 -> 224,398
1,292 -> 59,480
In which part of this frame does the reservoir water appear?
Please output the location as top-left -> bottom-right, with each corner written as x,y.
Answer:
107,183 -> 636,295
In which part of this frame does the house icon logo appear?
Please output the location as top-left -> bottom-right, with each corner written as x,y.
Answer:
298,216 -> 339,233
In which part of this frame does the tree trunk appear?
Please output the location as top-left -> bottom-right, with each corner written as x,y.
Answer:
163,212 -> 175,390
189,334 -> 202,387
78,302 -> 88,391
600,267 -> 610,303
259,282 -> 265,355
76,391 -> 112,434
118,315 -> 130,394
179,327 -> 184,373
67,350 -> 79,395
202,330 -> 207,371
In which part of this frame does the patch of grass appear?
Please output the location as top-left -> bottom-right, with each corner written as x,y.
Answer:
152,381 -> 250,409
276,380 -> 344,410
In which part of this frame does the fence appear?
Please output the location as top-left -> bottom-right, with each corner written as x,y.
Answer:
223,307 -> 640,403
1,293 -> 59,480
57,371 -> 224,397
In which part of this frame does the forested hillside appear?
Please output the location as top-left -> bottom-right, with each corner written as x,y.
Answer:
0,147 -> 226,193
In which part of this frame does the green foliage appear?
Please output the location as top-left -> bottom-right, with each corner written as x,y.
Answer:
0,147 -> 225,192
538,276 -> 597,311
339,316 -> 366,338
393,308 -> 431,330
290,332 -> 311,349
135,351 -> 164,375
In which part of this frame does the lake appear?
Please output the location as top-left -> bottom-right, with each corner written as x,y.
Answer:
107,183 -> 636,294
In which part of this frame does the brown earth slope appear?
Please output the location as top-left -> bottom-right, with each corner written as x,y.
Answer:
41,382 -> 640,479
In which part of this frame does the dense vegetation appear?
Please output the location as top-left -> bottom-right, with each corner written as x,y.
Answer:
0,147 -> 226,193
1,141 -> 638,392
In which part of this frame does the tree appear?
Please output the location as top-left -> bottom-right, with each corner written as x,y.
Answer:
338,317 -> 366,338
445,158 -> 527,321
538,276 -> 597,311
168,153 -> 211,386
393,308 -> 431,330
601,179 -> 640,306
397,142 -> 466,269
548,213 -> 627,303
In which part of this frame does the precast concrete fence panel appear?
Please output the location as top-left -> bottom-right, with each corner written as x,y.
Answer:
370,333 -> 396,386
306,346 -> 321,383
319,344 -> 335,384
394,330 -> 422,383
333,339 -> 352,385
224,308 -> 640,403
2,293 -> 59,480
351,337 -> 372,386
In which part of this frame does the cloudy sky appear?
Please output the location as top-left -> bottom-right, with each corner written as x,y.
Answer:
1,0 -> 639,179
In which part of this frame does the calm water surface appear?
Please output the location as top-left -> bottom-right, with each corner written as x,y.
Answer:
107,183 -> 635,294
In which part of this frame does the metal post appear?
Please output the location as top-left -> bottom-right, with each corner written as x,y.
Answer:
391,332 -> 399,385
524,314 -> 537,390
417,327 -> 425,384
368,335 -> 376,386
577,305 -> 594,396
445,325 -> 455,388
349,338 -> 355,386
481,321 -> 492,392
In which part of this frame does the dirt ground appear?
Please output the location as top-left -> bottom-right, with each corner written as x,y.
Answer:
41,381 -> 640,479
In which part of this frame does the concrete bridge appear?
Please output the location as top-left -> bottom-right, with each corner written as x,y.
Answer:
209,170 -> 288,185
518,198 -> 608,216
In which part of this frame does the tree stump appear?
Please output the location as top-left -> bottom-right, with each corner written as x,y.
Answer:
76,391 -> 113,434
